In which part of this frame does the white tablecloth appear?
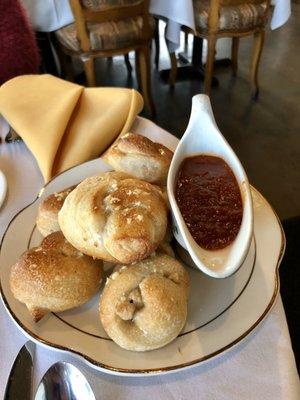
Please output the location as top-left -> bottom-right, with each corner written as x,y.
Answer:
0,116 -> 299,399
149,0 -> 195,52
22,0 -> 291,50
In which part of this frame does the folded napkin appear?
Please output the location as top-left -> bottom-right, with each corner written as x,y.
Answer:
0,74 -> 143,181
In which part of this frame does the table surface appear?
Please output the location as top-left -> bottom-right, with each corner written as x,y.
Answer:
0,116 -> 299,399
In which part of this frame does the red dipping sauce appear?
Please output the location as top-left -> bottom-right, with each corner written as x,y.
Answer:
175,155 -> 243,250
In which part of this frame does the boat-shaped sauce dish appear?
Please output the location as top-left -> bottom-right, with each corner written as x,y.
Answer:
167,94 -> 253,278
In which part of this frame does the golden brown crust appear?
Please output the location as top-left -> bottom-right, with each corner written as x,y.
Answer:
36,186 -> 75,236
27,305 -> 48,323
103,133 -> 173,184
10,231 -> 103,322
99,254 -> 189,351
58,172 -> 168,264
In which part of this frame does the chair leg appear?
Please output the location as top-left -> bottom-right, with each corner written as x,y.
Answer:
204,35 -> 217,96
136,45 -> 156,117
250,30 -> 265,100
184,32 -> 189,53
61,54 -> 74,81
54,43 -> 74,81
231,37 -> 239,77
135,51 -> 141,91
83,57 -> 96,87
168,52 -> 177,86
154,18 -> 160,69
124,54 -> 132,75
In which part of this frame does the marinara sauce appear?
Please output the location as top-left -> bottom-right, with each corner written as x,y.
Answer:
175,155 -> 243,250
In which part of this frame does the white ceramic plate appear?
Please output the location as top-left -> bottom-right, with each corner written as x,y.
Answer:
0,137 -> 284,377
0,169 -> 7,209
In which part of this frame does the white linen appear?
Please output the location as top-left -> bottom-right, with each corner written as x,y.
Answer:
21,0 -> 74,32
0,116 -> 299,399
149,0 -> 195,52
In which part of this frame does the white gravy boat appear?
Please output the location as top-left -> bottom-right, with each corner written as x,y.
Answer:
167,94 -> 253,278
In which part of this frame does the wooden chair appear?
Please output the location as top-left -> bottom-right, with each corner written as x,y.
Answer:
170,0 -> 271,98
54,0 -> 155,115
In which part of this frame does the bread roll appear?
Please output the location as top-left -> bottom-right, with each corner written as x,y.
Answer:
36,186 -> 74,236
100,254 -> 189,351
103,133 -> 173,184
58,172 -> 168,264
10,231 -> 103,322
157,241 -> 175,257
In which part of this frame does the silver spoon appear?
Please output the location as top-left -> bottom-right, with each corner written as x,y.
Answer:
35,362 -> 96,400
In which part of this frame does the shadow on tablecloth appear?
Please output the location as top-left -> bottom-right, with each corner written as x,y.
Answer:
280,217 -> 300,374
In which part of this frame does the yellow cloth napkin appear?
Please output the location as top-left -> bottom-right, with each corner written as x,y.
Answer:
0,74 -> 143,181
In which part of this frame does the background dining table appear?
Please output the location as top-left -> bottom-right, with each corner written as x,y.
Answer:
21,0 -> 291,51
0,116 -> 299,399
